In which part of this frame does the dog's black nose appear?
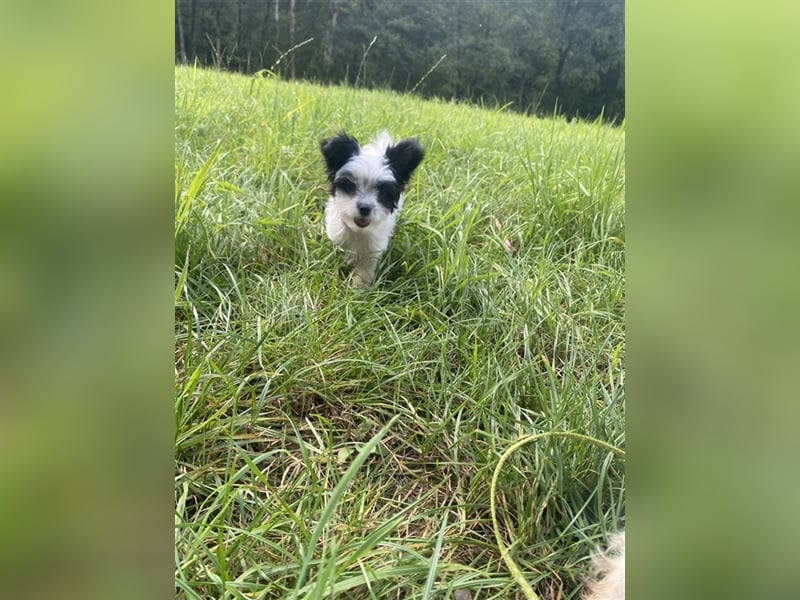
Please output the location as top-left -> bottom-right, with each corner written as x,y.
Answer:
357,203 -> 372,217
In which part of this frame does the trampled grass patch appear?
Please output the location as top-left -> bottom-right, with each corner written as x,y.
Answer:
175,65 -> 624,599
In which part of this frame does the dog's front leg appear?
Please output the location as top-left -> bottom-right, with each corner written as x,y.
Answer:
351,254 -> 379,287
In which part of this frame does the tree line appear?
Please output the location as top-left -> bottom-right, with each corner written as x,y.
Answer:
175,0 -> 624,122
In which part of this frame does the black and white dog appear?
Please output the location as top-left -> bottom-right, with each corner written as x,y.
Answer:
320,131 -> 424,286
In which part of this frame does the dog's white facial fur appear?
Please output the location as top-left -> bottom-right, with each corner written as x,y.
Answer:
583,531 -> 625,600
320,131 -> 424,286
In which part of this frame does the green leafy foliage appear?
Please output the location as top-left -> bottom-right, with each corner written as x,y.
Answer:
175,0 -> 624,121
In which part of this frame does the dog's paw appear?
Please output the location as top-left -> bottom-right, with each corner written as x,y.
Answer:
350,272 -> 373,288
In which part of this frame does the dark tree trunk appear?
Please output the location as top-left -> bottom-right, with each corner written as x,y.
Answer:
289,0 -> 296,79
176,0 -> 187,63
323,0 -> 338,76
259,0 -> 271,67
274,0 -> 280,54
553,0 -> 578,97
236,0 -> 244,70
189,0 -> 199,60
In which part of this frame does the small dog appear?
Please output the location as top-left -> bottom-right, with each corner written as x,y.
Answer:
583,531 -> 625,600
320,131 -> 424,286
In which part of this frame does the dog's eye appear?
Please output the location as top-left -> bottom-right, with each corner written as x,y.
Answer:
376,181 -> 400,210
334,177 -> 357,195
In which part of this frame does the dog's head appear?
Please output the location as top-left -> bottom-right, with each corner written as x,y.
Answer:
320,131 -> 424,230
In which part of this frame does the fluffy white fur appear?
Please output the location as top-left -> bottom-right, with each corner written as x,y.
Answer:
320,131 -> 424,286
583,531 -> 625,600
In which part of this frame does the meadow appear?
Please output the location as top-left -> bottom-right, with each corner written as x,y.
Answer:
175,65 -> 625,599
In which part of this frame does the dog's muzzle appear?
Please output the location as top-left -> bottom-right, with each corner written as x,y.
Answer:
354,203 -> 372,228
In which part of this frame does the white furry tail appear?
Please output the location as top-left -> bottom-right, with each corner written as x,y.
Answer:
582,531 -> 625,600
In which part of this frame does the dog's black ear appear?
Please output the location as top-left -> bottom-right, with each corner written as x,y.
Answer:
320,132 -> 360,181
385,138 -> 425,189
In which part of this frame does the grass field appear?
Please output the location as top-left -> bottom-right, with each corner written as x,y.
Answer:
175,65 -> 625,600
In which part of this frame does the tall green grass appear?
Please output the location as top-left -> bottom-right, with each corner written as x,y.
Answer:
175,65 -> 624,600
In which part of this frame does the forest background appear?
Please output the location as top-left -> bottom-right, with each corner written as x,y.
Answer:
175,0 -> 625,121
